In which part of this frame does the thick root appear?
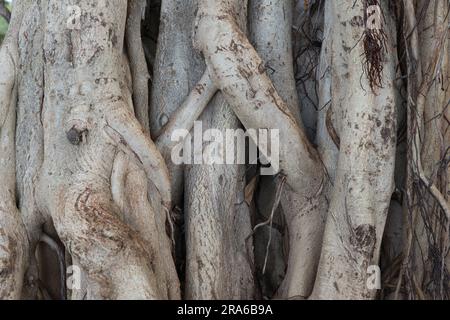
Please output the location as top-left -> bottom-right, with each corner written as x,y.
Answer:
52,185 -> 161,299
194,0 -> 326,298
105,106 -> 172,209
0,2 -> 29,299
111,151 -> 181,299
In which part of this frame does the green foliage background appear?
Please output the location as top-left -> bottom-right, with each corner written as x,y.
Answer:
0,2 -> 11,44
0,18 -> 7,43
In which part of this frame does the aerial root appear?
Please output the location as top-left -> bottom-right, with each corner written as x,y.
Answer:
105,107 -> 172,209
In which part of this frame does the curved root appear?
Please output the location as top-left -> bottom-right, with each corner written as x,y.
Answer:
126,0 -> 150,132
111,152 -> 181,299
193,0 -> 326,298
155,71 -> 216,157
105,107 -> 172,209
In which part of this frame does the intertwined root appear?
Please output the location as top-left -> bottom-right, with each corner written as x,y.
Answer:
27,0 -> 180,298
2,0 -> 446,301
35,103 -> 181,299
105,106 -> 172,209
193,0 -> 326,298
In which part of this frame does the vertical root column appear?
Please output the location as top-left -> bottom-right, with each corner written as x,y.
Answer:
112,152 -> 181,299
0,1 -> 29,299
194,0 -> 326,299
310,0 -> 398,299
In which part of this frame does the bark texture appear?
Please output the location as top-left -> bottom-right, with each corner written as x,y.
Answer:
0,0 -> 448,300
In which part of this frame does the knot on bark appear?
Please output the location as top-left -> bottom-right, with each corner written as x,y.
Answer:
66,127 -> 85,145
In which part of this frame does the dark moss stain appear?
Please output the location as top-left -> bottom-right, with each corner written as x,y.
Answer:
65,31 -> 75,64
342,45 -> 352,53
86,46 -> 104,65
229,39 -> 244,53
108,28 -> 117,47
350,224 -> 376,258
380,106 -> 396,145
257,62 -> 266,74
333,281 -> 340,293
195,83 -> 205,95
350,16 -> 364,27
0,234 -> 18,297
380,126 -> 391,144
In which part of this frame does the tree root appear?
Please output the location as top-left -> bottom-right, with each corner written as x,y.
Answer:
0,3 -> 29,299
111,151 -> 181,299
194,0 -> 326,298
126,0 -> 150,132
52,185 -> 160,299
155,71 -> 217,158
105,106 -> 172,209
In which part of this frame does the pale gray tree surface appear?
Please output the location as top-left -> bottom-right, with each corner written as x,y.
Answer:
0,0 -> 449,300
